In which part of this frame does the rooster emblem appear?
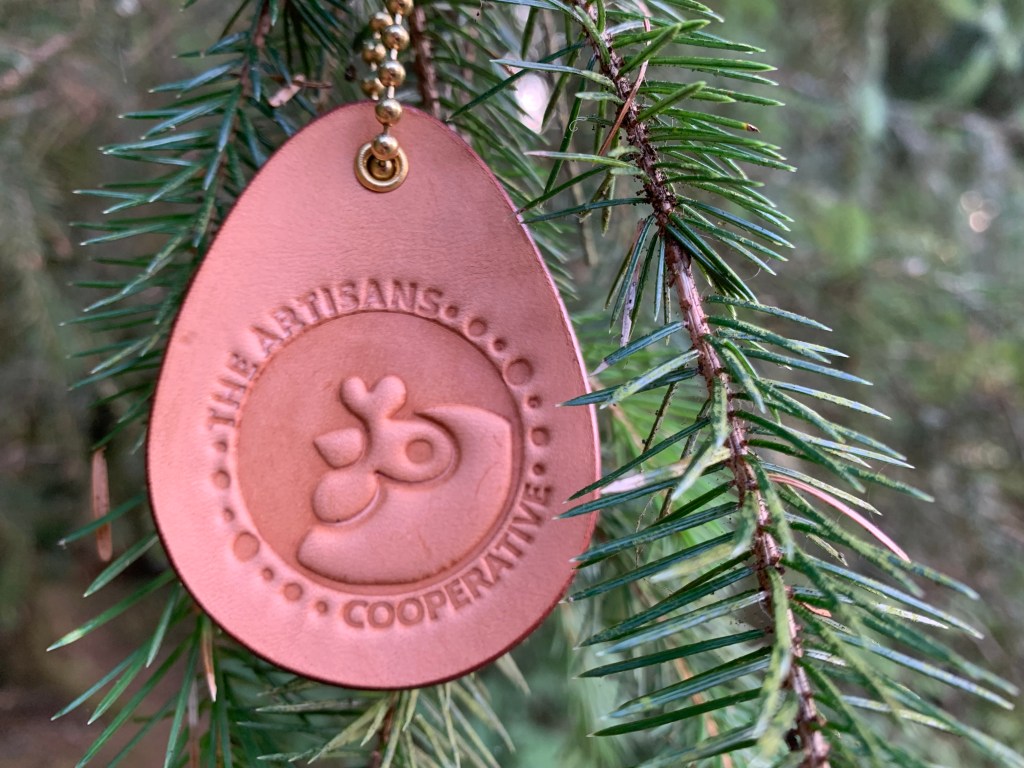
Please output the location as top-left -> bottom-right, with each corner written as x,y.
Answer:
297,375 -> 514,585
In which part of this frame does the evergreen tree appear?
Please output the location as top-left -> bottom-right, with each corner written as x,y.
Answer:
57,1 -> 1022,765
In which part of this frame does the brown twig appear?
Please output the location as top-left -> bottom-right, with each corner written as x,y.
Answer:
597,19 -> 650,157
408,7 -> 441,119
369,695 -> 399,768
569,6 -> 830,766
90,447 -> 113,563
0,33 -> 73,94
240,3 -> 274,98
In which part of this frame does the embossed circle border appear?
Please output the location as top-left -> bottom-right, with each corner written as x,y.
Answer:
232,308 -> 526,596
214,294 -> 548,612
151,275 -> 583,688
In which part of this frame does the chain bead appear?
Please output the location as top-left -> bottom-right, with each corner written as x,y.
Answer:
369,11 -> 393,30
371,133 -> 401,161
382,24 -> 410,51
385,0 -> 414,16
361,76 -> 385,98
375,98 -> 403,126
378,60 -> 406,88
361,39 -> 387,64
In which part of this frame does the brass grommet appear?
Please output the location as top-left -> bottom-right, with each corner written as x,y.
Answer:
369,158 -> 396,180
355,142 -> 408,192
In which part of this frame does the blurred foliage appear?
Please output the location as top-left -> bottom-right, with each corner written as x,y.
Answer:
0,0 -> 1022,765
741,0 -> 1024,756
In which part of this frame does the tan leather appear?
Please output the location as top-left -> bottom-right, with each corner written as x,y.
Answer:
148,102 -> 598,689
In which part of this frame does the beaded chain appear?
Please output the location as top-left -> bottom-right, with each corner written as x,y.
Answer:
354,0 -> 414,192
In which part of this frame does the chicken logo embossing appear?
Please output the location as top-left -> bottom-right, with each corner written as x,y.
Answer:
297,375 -> 514,585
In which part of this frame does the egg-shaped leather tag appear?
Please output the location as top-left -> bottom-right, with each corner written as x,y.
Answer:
148,103 -> 598,689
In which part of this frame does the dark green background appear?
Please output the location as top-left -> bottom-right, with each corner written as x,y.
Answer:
1,1 -> 1022,764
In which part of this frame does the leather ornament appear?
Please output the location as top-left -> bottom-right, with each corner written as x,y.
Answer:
148,103 -> 599,689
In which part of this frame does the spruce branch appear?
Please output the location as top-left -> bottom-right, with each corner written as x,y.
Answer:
62,1 -> 1024,766
490,1 -> 1024,765
567,7 -> 828,763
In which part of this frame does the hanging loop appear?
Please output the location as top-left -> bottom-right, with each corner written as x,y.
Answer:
355,142 -> 408,192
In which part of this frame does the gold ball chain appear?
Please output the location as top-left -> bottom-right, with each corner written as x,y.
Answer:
354,0 -> 413,192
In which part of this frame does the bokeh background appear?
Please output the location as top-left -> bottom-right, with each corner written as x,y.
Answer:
1,1 -> 1022,765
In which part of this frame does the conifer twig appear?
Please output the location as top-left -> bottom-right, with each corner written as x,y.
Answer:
569,3 -> 830,764
408,7 -> 441,119
369,694 -> 399,768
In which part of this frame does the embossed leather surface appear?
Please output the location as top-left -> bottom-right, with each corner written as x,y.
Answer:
148,102 -> 599,689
